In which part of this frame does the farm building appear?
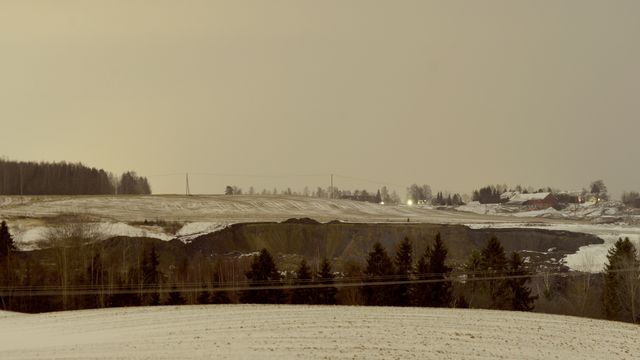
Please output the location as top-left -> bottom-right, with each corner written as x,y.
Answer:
505,192 -> 558,209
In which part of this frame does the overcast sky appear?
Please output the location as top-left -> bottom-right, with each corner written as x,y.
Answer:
1,1 -> 638,197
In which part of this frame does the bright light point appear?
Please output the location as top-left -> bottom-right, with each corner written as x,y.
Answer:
380,201 -> 385,205
407,200 -> 413,206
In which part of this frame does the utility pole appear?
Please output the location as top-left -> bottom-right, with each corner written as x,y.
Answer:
186,173 -> 191,196
19,165 -> 23,196
330,174 -> 333,199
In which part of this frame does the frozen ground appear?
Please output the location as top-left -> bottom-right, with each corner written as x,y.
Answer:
456,200 -> 638,222
2,195 -> 639,272
0,195 -> 565,224
0,195 -> 566,249
466,222 -> 640,272
0,305 -> 638,359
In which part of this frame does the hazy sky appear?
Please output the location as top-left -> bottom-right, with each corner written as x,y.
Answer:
1,1 -> 639,197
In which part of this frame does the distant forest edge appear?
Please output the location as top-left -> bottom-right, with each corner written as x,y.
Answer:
0,159 -> 151,195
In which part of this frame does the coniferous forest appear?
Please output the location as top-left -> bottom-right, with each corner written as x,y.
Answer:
0,159 -> 151,195
1,219 -> 637,324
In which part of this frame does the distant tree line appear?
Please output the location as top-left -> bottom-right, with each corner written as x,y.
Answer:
470,180 -> 613,205
472,185 -> 506,204
0,159 -> 151,195
431,192 -> 464,206
224,185 -> 401,205
226,179 -> 636,210
621,191 -> 640,208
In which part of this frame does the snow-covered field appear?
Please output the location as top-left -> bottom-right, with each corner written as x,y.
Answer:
456,200 -> 637,222
0,195 -> 563,249
0,305 -> 638,359
0,195 -> 559,224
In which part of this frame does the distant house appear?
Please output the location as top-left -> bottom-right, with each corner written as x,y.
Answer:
506,192 -> 558,209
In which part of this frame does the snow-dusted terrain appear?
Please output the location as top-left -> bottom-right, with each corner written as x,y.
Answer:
0,195 -> 563,249
456,200 -> 638,222
0,195 -> 559,224
466,222 -> 640,272
0,305 -> 638,359
2,195 -> 639,272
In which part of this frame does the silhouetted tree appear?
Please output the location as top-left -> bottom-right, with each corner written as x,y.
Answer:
603,238 -> 639,322
507,252 -> 537,311
165,285 -> 186,305
118,171 -> 151,195
0,159 -> 125,195
197,284 -> 212,304
241,249 -> 286,304
211,289 -> 231,304
0,221 -> 15,260
590,180 -> 608,201
375,190 -> 382,204
291,259 -> 314,304
480,236 -> 509,309
362,242 -> 395,306
394,237 -> 413,306
315,259 -> 337,305
414,233 -> 452,307
621,191 -> 640,208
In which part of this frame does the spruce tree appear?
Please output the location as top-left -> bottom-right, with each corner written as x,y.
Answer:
462,251 -> 482,308
394,237 -> 413,306
362,242 -> 395,306
414,233 -> 452,307
241,248 -> 286,304
0,221 -> 15,260
603,237 -> 640,322
480,236 -> 509,309
197,284 -> 211,304
211,289 -> 232,304
507,252 -> 537,311
414,248 -> 431,306
427,233 -> 452,307
291,259 -> 314,304
315,259 -> 337,305
165,285 -> 186,305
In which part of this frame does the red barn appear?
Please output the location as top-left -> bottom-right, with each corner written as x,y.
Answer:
506,193 -> 558,209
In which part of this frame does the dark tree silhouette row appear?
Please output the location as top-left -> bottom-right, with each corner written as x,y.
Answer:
1,220 -> 638,323
0,159 -> 151,195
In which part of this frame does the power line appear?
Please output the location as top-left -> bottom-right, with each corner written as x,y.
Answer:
1,267 -> 635,297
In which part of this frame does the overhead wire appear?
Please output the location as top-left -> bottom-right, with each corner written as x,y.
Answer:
1,267 -> 635,297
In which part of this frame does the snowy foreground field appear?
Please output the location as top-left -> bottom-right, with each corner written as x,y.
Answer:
0,305 -> 638,359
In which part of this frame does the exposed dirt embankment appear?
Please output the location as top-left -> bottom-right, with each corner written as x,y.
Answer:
187,222 -> 603,267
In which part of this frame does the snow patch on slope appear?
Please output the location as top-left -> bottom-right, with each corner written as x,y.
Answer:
465,222 -> 640,273
175,222 -> 229,243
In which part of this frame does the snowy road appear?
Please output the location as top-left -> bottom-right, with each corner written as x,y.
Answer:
0,305 -> 638,359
